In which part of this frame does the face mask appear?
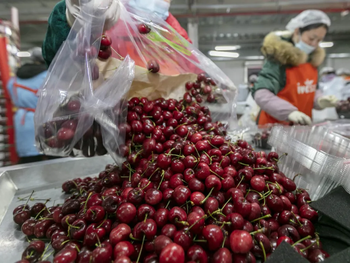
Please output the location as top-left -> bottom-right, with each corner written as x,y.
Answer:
128,0 -> 170,20
295,39 -> 316,55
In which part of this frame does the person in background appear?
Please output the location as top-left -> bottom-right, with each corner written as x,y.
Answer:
7,48 -> 55,163
252,10 -> 338,125
43,0 -> 191,66
336,68 -> 350,80
319,67 -> 336,84
248,74 -> 258,91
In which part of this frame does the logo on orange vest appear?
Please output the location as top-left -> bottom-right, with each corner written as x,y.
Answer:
297,79 -> 317,94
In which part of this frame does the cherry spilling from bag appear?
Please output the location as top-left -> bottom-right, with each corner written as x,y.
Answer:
21,96 -> 328,263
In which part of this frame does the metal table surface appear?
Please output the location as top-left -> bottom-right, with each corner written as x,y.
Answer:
0,155 -> 114,262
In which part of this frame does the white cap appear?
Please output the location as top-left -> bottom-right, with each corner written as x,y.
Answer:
336,68 -> 350,76
286,10 -> 331,31
320,67 -> 335,75
249,74 -> 258,84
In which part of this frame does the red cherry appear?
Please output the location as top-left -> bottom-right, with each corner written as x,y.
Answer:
138,23 -> 151,34
159,243 -> 185,263
229,230 -> 253,254
101,35 -> 112,47
147,60 -> 160,73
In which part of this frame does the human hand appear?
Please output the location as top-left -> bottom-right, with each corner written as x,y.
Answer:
66,0 -> 120,30
288,111 -> 312,125
318,95 -> 338,109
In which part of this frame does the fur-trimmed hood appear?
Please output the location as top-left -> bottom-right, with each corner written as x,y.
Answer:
261,32 -> 326,67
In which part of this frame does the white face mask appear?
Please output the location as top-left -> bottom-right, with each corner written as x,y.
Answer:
295,34 -> 316,55
128,0 -> 171,20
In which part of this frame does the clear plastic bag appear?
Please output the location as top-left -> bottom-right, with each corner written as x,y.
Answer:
35,0 -> 237,161
101,1 -> 237,129
35,0 -> 134,162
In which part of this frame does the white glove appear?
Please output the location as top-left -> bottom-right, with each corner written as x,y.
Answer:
288,111 -> 312,125
317,95 -> 338,109
66,0 -> 120,31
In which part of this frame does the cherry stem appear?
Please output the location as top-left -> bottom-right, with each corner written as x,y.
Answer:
148,168 -> 160,180
238,162 -> 249,167
291,211 -> 302,227
259,191 -> 272,204
167,154 -> 185,159
207,140 -> 218,149
193,239 -> 207,243
186,215 -> 207,233
95,232 -> 102,247
222,232 -> 227,248
110,46 -> 124,60
41,250 -> 54,261
250,214 -> 271,223
136,235 -> 146,263
221,197 -> 232,212
250,228 -> 266,236
192,143 -> 200,157
97,214 -> 108,229
23,190 -> 35,211
203,152 -> 213,163
83,192 -> 93,213
276,153 -> 288,164
236,176 -> 245,188
157,171 -> 165,190
292,235 -> 312,247
40,241 -> 52,261
26,250 -> 34,259
74,245 -> 81,253
34,199 -> 51,219
260,241 -> 267,262
144,213 -> 148,223
141,181 -> 151,190
61,240 -> 71,247
200,187 -> 214,205
175,218 -> 189,226
129,234 -> 141,241
266,181 -> 282,194
209,169 -> 224,180
165,200 -> 171,209
293,174 -> 301,182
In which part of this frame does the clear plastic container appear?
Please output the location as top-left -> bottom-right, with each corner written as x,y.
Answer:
268,125 -> 350,199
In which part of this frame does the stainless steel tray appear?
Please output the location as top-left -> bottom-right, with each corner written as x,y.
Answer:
0,155 -> 114,262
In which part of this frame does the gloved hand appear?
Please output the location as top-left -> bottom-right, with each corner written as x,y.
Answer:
318,95 -> 338,109
288,111 -> 312,125
66,0 -> 120,31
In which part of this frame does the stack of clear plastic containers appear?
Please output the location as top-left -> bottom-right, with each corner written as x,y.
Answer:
268,124 -> 350,200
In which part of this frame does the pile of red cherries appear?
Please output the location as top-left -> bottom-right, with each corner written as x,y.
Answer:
16,92 -> 327,262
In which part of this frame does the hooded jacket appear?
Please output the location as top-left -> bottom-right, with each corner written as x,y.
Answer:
252,31 -> 326,97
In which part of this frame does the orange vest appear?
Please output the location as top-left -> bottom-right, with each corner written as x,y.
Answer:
258,63 -> 318,125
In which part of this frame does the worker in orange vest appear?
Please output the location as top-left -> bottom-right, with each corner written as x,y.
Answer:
252,10 -> 338,126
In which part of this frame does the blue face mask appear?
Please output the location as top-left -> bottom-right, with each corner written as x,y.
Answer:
295,39 -> 316,55
128,0 -> 170,20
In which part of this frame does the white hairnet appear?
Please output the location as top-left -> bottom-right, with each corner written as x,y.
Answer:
336,68 -> 350,76
249,74 -> 258,84
29,47 -> 44,63
320,67 -> 335,75
286,10 -> 331,31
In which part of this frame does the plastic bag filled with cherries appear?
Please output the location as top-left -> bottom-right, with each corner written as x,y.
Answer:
34,0 -> 237,161
35,1 -> 135,162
